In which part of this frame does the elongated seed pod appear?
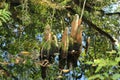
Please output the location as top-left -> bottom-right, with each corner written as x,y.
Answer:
85,37 -> 90,54
53,35 -> 58,47
71,14 -> 79,39
76,25 -> 83,44
78,19 -> 82,26
44,24 -> 51,41
62,27 -> 69,52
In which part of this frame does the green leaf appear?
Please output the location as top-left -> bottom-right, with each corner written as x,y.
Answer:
0,9 -> 11,25
85,61 -> 93,65
95,65 -> 102,73
112,73 -> 120,80
0,16 -> 6,22
88,74 -> 104,80
103,73 -> 109,78
115,57 -> 120,62
0,21 -> 2,26
2,13 -> 10,20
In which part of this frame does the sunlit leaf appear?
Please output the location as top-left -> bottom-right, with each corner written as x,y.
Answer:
56,75 -> 63,79
0,21 -> 2,26
95,65 -> 102,73
62,69 -> 70,74
85,61 -> 93,65
88,74 -> 104,80
115,57 -> 120,62
112,73 -> 120,80
20,51 -> 31,56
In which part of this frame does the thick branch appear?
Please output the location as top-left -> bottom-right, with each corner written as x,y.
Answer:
104,12 -> 120,15
82,16 -> 115,42
65,7 -> 115,42
74,0 -> 120,15
0,65 -> 18,80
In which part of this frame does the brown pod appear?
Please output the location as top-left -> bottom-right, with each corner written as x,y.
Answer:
71,14 -> 79,39
87,37 -> 90,46
78,19 -> 82,26
76,25 -> 83,44
44,24 -> 51,41
62,27 -> 69,53
53,35 -> 58,47
85,37 -> 90,54
47,32 -> 52,41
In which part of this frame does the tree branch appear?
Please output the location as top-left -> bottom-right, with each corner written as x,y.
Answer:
65,7 -> 115,42
82,16 -> 115,42
104,12 -> 120,15
0,65 -> 18,80
74,0 -> 120,15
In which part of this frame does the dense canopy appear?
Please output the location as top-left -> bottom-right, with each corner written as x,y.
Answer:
0,0 -> 120,80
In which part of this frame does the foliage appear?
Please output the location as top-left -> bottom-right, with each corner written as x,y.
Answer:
0,9 -> 11,26
0,0 -> 120,80
80,46 -> 120,80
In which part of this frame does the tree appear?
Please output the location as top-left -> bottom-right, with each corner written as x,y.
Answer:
0,0 -> 120,80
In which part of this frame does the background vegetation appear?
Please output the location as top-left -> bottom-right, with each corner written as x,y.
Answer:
0,0 -> 120,80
